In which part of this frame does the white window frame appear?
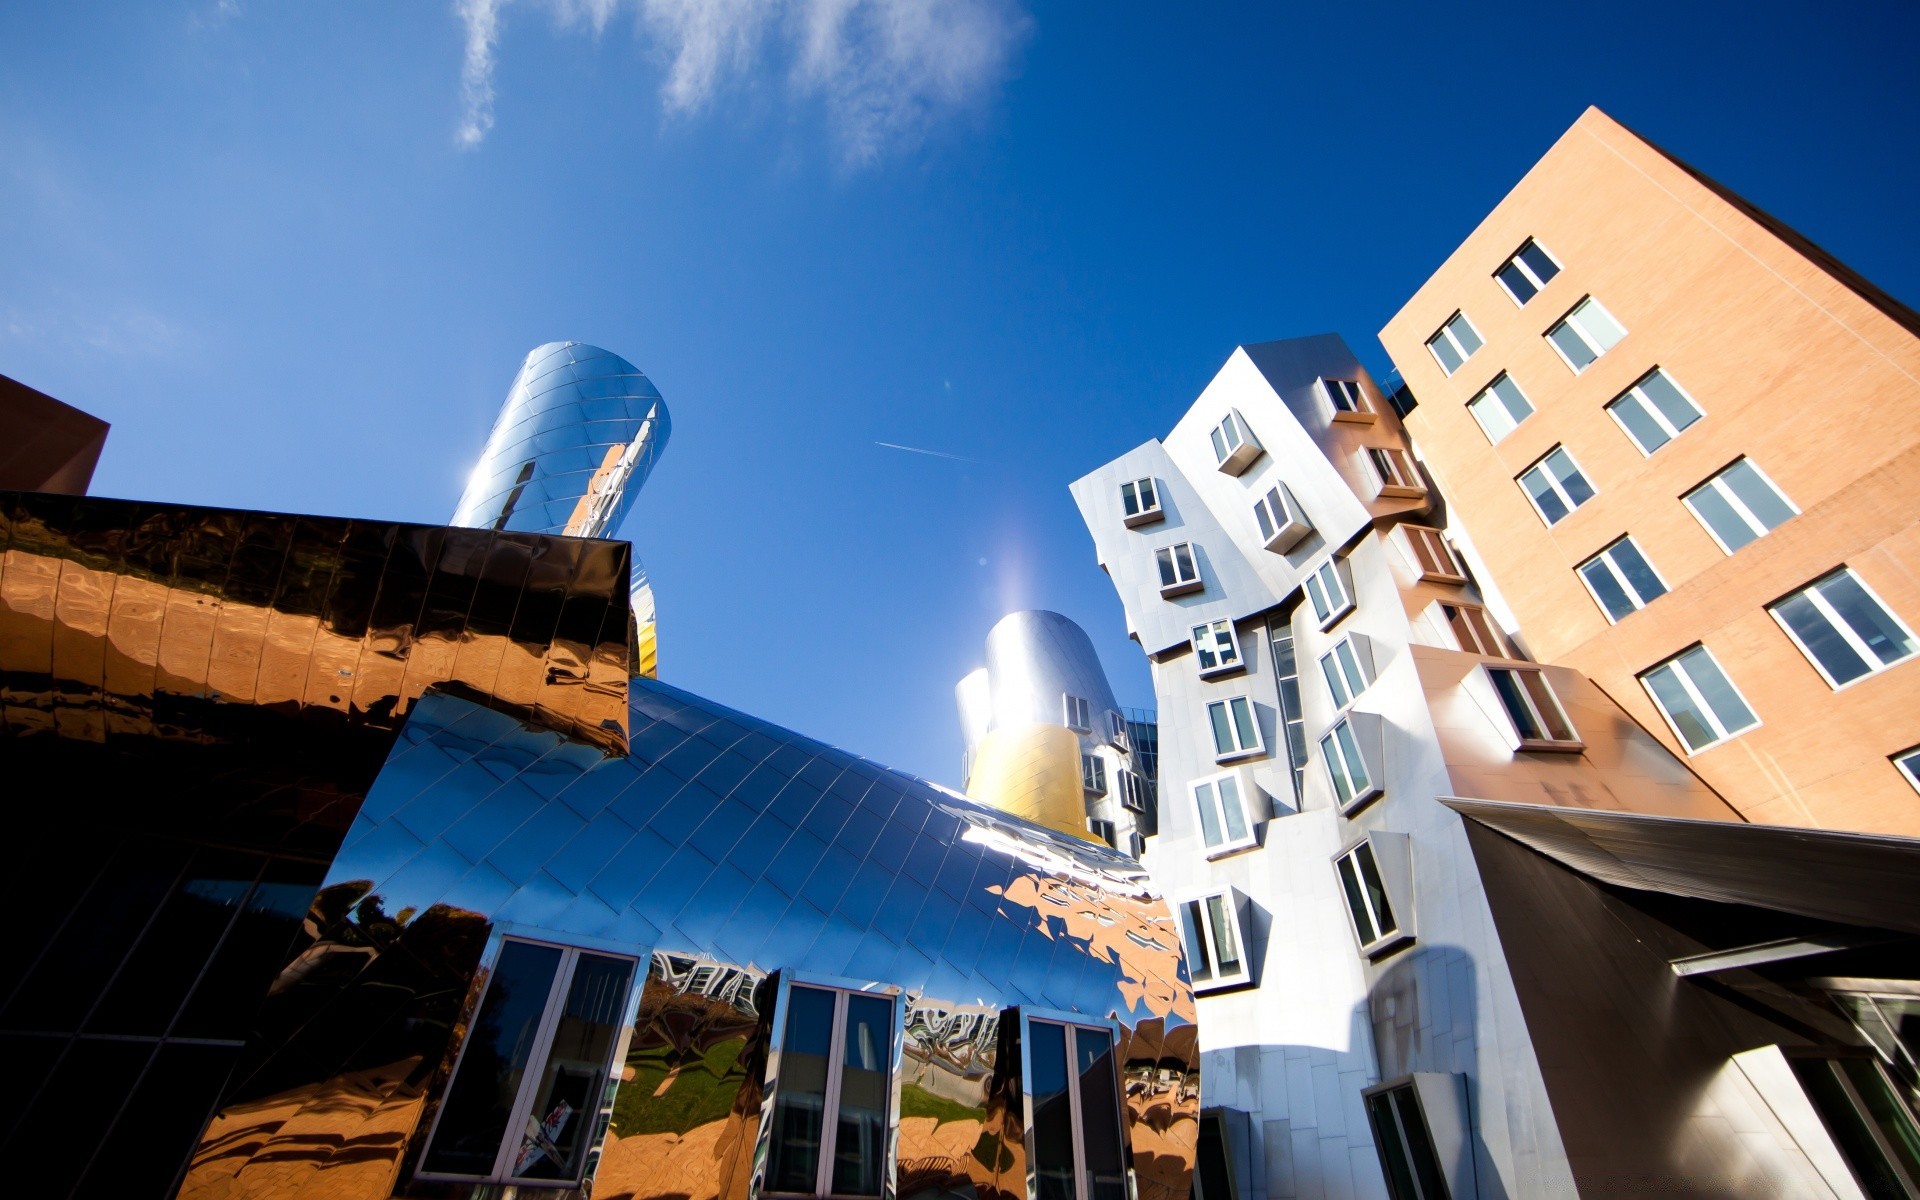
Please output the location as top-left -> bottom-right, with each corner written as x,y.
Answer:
1402,525 -> 1466,584
1177,889 -> 1254,992
1104,709 -> 1128,749
1209,409 -> 1262,475
1334,838 -> 1408,956
761,978 -> 904,1200
1062,693 -> 1092,732
1304,556 -> 1356,630
1639,644 -> 1760,754
1366,446 -> 1427,499
1893,746 -> 1920,794
1466,372 -> 1534,444
1516,445 -> 1596,527
1684,458 -> 1799,554
1319,633 -> 1376,711
1484,666 -> 1583,751
1494,238 -> 1562,306
1425,312 -> 1482,377
1605,368 -> 1703,455
1440,601 -> 1503,657
1081,752 -> 1108,795
1768,567 -> 1919,690
1319,711 -> 1384,815
1155,541 -> 1203,597
1545,296 -> 1627,374
1206,695 -> 1265,762
1575,536 -> 1668,623
1018,1013 -> 1131,1200
1191,618 -> 1244,677
1120,477 -> 1162,528
1320,376 -> 1375,423
1252,483 -> 1312,553
1116,768 -> 1150,813
1190,770 -> 1258,857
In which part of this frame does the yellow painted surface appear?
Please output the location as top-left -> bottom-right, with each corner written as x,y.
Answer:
964,723 -> 1093,841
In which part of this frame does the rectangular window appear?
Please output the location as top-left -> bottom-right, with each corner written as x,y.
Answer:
1128,831 -> 1146,859
1271,629 -> 1308,806
1894,747 -> 1920,794
1117,768 -> 1150,813
1191,772 -> 1256,855
1063,694 -> 1092,732
1319,634 -> 1375,710
1769,567 -> 1918,689
1304,557 -> 1355,629
1192,619 -> 1242,676
1606,368 -> 1702,455
765,984 -> 899,1197
1156,542 -> 1202,596
1253,483 -> 1311,552
1545,297 -> 1626,373
1786,1056 -> 1920,1200
1207,696 -> 1264,761
1120,477 -> 1161,527
1081,753 -> 1108,795
1335,841 -> 1400,951
1517,446 -> 1596,525
1179,892 -> 1251,992
421,940 -> 638,1185
1366,1081 -> 1452,1200
1576,536 -> 1668,621
1087,817 -> 1117,848
1105,709 -> 1128,748
1025,1018 -> 1129,1200
1640,644 -> 1759,752
1466,373 -> 1534,444
1321,376 -> 1374,420
1494,238 -> 1561,307
1684,459 -> 1798,554
1425,312 -> 1483,376
1210,410 -> 1262,475
1442,602 -> 1503,657
1368,447 -> 1426,498
1487,667 -> 1581,749
1403,526 -> 1465,583
1319,714 -> 1380,812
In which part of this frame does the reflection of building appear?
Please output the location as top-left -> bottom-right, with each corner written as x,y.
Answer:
0,378 -> 1199,1200
957,610 -> 1155,854
1380,107 -> 1920,836
1076,322 -> 1920,1198
452,341 -> 671,677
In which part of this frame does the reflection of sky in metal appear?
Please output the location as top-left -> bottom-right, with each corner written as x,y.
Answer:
961,610 -> 1123,762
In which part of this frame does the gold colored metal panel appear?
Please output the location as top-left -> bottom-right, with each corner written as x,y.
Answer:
964,723 -> 1090,840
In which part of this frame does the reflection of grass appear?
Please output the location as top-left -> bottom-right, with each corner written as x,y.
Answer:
612,1039 -> 747,1137
898,1084 -> 981,1129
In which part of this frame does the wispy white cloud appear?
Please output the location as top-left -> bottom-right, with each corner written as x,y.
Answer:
452,0 -> 1030,163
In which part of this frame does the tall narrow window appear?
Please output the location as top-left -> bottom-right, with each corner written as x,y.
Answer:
1271,630 -> 1308,805
1606,369 -> 1702,454
1320,714 -> 1381,812
1321,377 -> 1373,420
1190,773 -> 1256,856
1425,313 -> 1483,377
1335,841 -> 1401,953
1640,645 -> 1759,752
1576,537 -> 1668,621
1402,526 -> 1465,583
1467,374 -> 1534,443
1081,754 -> 1108,795
1117,769 -> 1150,813
1120,477 -> 1162,527
1206,696 -> 1264,761
1210,410 -> 1262,475
1026,1018 -> 1128,1200
1179,891 -> 1252,992
1486,667 -> 1582,749
1517,446 -> 1595,526
766,984 -> 898,1197
421,940 -> 637,1185
1684,459 -> 1798,554
1366,1082 -> 1452,1200
1441,602 -> 1503,657
1252,484 -> 1311,552
1192,619 -> 1243,676
1304,557 -> 1355,628
1156,542 -> 1202,596
1769,568 -> 1918,688
1319,634 -> 1375,710
1494,239 -> 1560,307
1062,694 -> 1092,732
1545,297 -> 1626,373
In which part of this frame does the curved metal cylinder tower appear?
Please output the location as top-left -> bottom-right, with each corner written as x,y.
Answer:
453,342 -> 670,675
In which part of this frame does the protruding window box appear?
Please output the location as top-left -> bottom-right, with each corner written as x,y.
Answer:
1320,377 -> 1378,425
1192,619 -> 1245,679
1481,666 -> 1585,753
1209,410 -> 1262,476
1177,888 -> 1255,993
1335,832 -> 1415,959
1320,710 -> 1385,816
1366,447 -> 1428,501
1120,477 -> 1163,528
1156,542 -> 1203,598
1253,484 -> 1311,553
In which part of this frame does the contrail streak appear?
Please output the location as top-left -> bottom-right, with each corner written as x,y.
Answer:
875,441 -> 975,463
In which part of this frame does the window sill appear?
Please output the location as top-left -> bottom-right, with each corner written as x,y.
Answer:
1516,738 -> 1586,754
1160,579 -> 1203,599
1204,838 -> 1260,862
1375,484 -> 1429,501
1123,508 -> 1165,529
1416,569 -> 1469,585
1262,522 -> 1312,554
1197,661 -> 1248,680
1192,973 -> 1256,995
1338,785 -> 1385,818
1317,602 -> 1356,631
1216,444 -> 1262,476
1360,931 -> 1416,961
1214,747 -> 1266,765
1331,409 -> 1378,425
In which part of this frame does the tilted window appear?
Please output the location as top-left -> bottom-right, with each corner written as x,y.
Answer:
1639,644 -> 1759,753
1494,239 -> 1561,307
420,940 -> 638,1186
1081,753 -> 1108,795
1104,709 -> 1128,749
1486,667 -> 1582,750
1321,376 -> 1374,421
1402,526 -> 1465,583
1192,619 -> 1243,676
1685,459 -> 1797,554
1425,312 -> 1483,377
1320,711 -> 1384,814
1365,1079 -> 1454,1200
1179,890 -> 1253,992
1894,746 -> 1920,794
1271,630 -> 1308,806
1320,633 -> 1376,710
1607,368 -> 1702,455
1063,694 -> 1092,732
1441,602 -> 1503,657
1191,771 -> 1257,856
1252,483 -> 1311,552
1156,542 -> 1203,597
1367,446 -> 1427,499
1304,556 -> 1356,629
1119,477 -> 1162,527
1517,446 -> 1595,526
1087,817 -> 1117,848
765,983 -> 900,1197
1024,1017 -> 1129,1200
1210,410 -> 1262,475
1545,296 -> 1626,373
1116,768 -> 1151,813
1576,536 -> 1668,622
1769,567 -> 1917,689
1467,373 -> 1533,444
1335,836 -> 1411,956
1207,696 -> 1264,761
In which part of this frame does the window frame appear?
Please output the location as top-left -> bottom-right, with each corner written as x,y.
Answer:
1465,372 -> 1534,445
1120,477 -> 1163,528
1206,695 -> 1265,762
1484,666 -> 1583,751
1893,746 -> 1920,794
1575,536 -> 1669,623
417,935 -> 641,1187
1605,368 -> 1703,456
1209,409 -> 1262,475
1440,602 -> 1503,657
1402,526 -> 1466,584
1176,889 -> 1254,993
1319,633 -> 1376,711
1304,556 -> 1356,630
1081,753 -> 1108,795
1363,1078 -> 1454,1200
1494,238 -> 1561,308
1333,837 -> 1409,957
1190,770 -> 1258,857
1320,376 -> 1376,423
1319,711 -> 1384,815
1116,768 -> 1151,813
1425,312 -> 1482,377
1191,618 -> 1245,678
1252,483 -> 1312,553
1638,644 -> 1760,754
1767,567 -> 1919,691
1155,541 -> 1203,597
1062,694 -> 1092,732
1684,458 -> 1799,555
1366,446 -> 1427,500
1516,445 -> 1596,527
761,974 -> 906,1200
1017,1010 -> 1132,1200
1544,296 -> 1627,374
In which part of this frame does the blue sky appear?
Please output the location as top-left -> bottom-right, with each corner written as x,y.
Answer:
3,1 -> 1916,786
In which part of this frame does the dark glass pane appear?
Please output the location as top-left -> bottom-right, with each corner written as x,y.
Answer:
1791,1059 -> 1909,1200
1206,895 -> 1240,975
831,994 -> 893,1196
1496,261 -> 1537,304
1518,242 -> 1559,286
3,1038 -> 152,1175
1193,783 -> 1223,848
1637,370 -> 1699,433
768,985 -> 837,1192
174,860 -> 317,1039
1121,482 -> 1139,516
1392,1087 -> 1450,1199
1367,1091 -> 1420,1200
1610,541 -> 1667,606
1723,460 -> 1795,532
1522,468 -> 1569,525
1688,482 -> 1757,552
1775,592 -> 1870,686
74,1041 -> 241,1200
1077,1028 -> 1127,1200
1338,856 -> 1375,945
1549,451 -> 1594,508
1448,317 -> 1482,356
1138,480 -> 1156,510
1549,323 -> 1596,369
422,940 -> 564,1177
1610,394 -> 1670,454
89,851 -> 260,1036
1182,901 -> 1212,980
1428,334 -> 1463,374
1491,671 -> 1544,741
1157,551 -> 1177,589
1175,544 -> 1196,578
1579,559 -> 1636,622
1254,499 -> 1275,540
1820,572 -> 1916,668
1645,664 -> 1716,750
1029,1020 -> 1075,1200
1838,1058 -> 1920,1184
1195,1113 -> 1234,1200
1209,704 -> 1234,757
1357,846 -> 1397,938
511,952 -> 635,1181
